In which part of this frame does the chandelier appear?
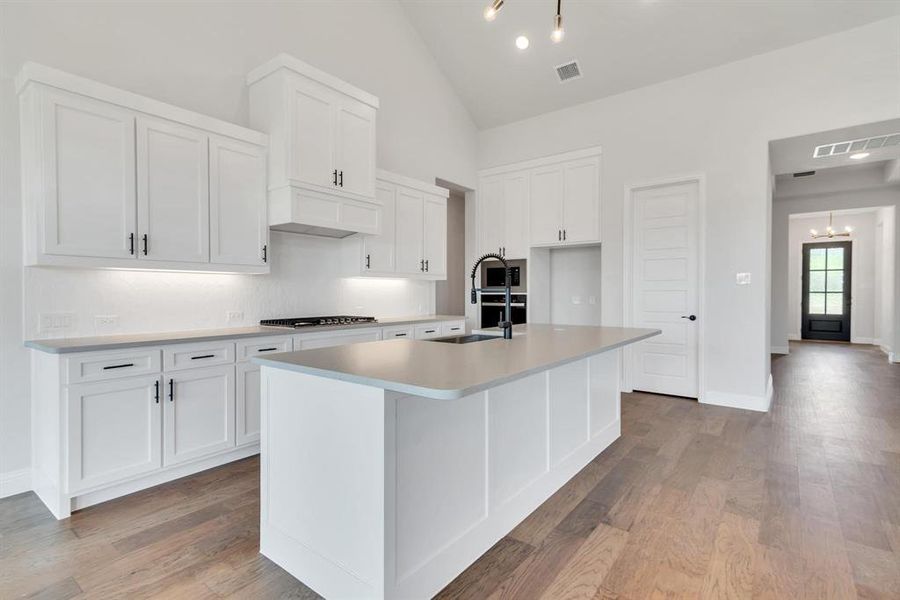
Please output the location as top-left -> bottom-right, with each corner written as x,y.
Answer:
484,0 -> 565,46
810,212 -> 852,239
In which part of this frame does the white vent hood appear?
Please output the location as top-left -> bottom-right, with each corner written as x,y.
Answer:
248,54 -> 381,238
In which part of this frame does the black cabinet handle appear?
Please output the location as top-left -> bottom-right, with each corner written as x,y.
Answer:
420,259 -> 424,272
558,230 -> 561,241
129,233 -> 135,255
257,347 -> 278,352
142,234 -> 148,255
425,329 -> 436,334
262,244 -> 267,263
154,380 -> 159,404
394,332 -> 407,337
681,315 -> 697,321
365,254 -> 371,269
339,170 -> 343,187
168,378 -> 174,402
190,354 -> 216,360
102,363 -> 134,370
333,169 -> 338,186
563,230 -> 567,241
425,259 -> 429,272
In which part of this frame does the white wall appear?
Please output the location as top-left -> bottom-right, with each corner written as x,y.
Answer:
875,207 -> 897,353
786,211 -> 878,344
0,1 -> 478,477
549,246 -> 602,326
478,17 -> 900,408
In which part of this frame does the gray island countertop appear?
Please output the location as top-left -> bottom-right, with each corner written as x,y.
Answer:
252,324 -> 660,399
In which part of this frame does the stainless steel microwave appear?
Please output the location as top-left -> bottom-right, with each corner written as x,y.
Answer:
481,259 -> 526,293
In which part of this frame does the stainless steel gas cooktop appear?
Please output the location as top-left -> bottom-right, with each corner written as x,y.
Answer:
260,316 -> 377,328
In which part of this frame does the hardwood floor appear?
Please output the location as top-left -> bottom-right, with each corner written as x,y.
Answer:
2,341 -> 898,599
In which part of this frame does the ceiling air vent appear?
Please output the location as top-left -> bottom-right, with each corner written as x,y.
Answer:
555,60 -> 581,83
814,132 -> 900,158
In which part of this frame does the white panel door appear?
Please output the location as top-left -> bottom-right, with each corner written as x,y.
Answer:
335,99 -> 376,198
479,175 -> 504,256
395,188 -> 425,275
529,164 -> 563,245
631,180 -> 699,398
163,365 -> 235,466
209,134 -> 267,266
236,362 -> 261,446
503,170 -> 530,258
423,193 -> 447,277
67,375 -> 162,492
40,89 -> 136,259
562,157 -> 600,243
289,80 -> 335,189
363,182 -> 397,273
136,116 -> 209,263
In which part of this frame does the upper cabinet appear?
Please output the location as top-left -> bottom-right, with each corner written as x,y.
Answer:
17,63 -> 269,273
346,170 -> 448,280
478,147 -> 601,253
247,54 -> 380,238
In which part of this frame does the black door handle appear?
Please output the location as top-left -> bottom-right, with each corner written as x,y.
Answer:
339,171 -> 343,187
681,315 -> 697,321
168,378 -> 174,401
333,169 -> 338,186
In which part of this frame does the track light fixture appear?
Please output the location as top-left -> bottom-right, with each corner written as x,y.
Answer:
483,0 -> 504,22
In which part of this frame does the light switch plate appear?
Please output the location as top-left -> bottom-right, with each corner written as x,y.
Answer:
226,311 -> 244,323
39,312 -> 76,334
94,315 -> 119,333
736,272 -> 752,285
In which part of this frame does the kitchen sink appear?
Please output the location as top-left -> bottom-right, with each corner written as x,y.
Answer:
427,334 -> 501,344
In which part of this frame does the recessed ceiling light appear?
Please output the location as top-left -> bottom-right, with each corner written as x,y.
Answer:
515,35 -> 530,50
850,152 -> 870,160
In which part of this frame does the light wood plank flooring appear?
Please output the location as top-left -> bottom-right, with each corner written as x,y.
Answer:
2,341 -> 898,599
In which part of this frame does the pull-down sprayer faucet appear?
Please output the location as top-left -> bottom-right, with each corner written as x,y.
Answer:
470,253 -> 513,340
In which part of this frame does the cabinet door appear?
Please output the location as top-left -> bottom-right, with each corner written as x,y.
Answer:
288,79 -> 336,189
423,193 -> 447,277
209,135 -> 267,266
362,181 -> 397,273
136,116 -> 209,263
163,365 -> 235,466
39,89 -> 137,259
530,164 -> 564,245
479,175 -> 505,256
503,170 -> 530,259
395,188 -> 425,275
295,329 -> 383,350
67,375 -> 161,492
335,99 -> 376,198
562,157 -> 600,243
236,362 -> 261,446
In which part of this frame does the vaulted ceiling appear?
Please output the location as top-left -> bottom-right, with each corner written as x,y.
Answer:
400,0 -> 900,129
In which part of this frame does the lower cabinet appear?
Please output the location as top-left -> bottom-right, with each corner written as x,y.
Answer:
236,362 -> 262,446
163,365 -> 235,466
295,328 -> 383,349
67,375 -> 163,493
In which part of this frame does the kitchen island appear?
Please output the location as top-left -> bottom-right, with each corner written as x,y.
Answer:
252,324 -> 659,600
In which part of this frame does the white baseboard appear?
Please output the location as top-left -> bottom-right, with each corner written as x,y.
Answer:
788,334 -> 801,341
770,346 -> 790,355
852,337 -> 874,345
0,468 -> 32,498
701,375 -> 773,413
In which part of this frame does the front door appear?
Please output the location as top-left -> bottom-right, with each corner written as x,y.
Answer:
802,241 -> 851,341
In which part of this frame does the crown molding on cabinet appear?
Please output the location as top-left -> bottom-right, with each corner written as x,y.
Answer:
375,169 -> 450,198
478,145 -> 602,177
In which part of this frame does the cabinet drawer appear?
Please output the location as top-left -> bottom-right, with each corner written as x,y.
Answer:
382,325 -> 414,340
294,328 -> 382,350
66,348 -> 161,384
163,341 -> 235,371
236,336 -> 292,362
414,323 -> 443,339
441,320 -> 465,336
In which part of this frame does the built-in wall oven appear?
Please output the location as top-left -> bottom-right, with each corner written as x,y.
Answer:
480,259 -> 527,328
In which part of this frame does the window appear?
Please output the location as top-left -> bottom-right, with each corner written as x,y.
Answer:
807,246 -> 845,315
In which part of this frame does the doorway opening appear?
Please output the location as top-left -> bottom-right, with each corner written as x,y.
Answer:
801,241 -> 851,341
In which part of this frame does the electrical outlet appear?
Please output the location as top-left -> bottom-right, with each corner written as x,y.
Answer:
571,295 -> 582,305
588,296 -> 598,305
226,311 -> 244,323
736,272 -> 752,285
39,312 -> 76,334
94,315 -> 119,333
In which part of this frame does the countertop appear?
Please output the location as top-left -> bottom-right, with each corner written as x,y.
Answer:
24,315 -> 465,354
252,324 -> 660,400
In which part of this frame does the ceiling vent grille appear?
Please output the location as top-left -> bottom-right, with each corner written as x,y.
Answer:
814,132 -> 900,158
555,60 -> 581,83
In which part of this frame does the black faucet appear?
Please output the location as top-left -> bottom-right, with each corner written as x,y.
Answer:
470,253 -> 513,340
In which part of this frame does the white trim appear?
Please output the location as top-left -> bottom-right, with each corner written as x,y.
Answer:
246,53 -> 380,108
24,254 -> 269,274
702,374 -> 773,413
623,173 -> 707,401
477,146 -> 602,177
851,337 -> 874,345
16,62 -> 268,145
376,169 -> 450,198
795,238 -> 858,342
0,468 -> 32,498
788,333 -> 801,341
771,346 -> 790,354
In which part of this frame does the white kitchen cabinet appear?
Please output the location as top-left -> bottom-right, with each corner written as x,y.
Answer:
18,62 -> 268,273
382,325 -> 414,339
529,164 -> 564,246
163,365 -> 235,466
561,157 -> 601,243
441,321 -> 466,336
362,182 -> 397,274
209,134 -> 268,266
479,175 -> 505,256
414,323 -> 444,339
423,193 -> 447,277
294,328 -> 383,350
136,116 -> 209,263
31,87 -> 137,260
395,186 -> 427,275
67,375 -> 162,493
478,170 -> 529,259
236,362 -> 262,446
248,54 -> 380,237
